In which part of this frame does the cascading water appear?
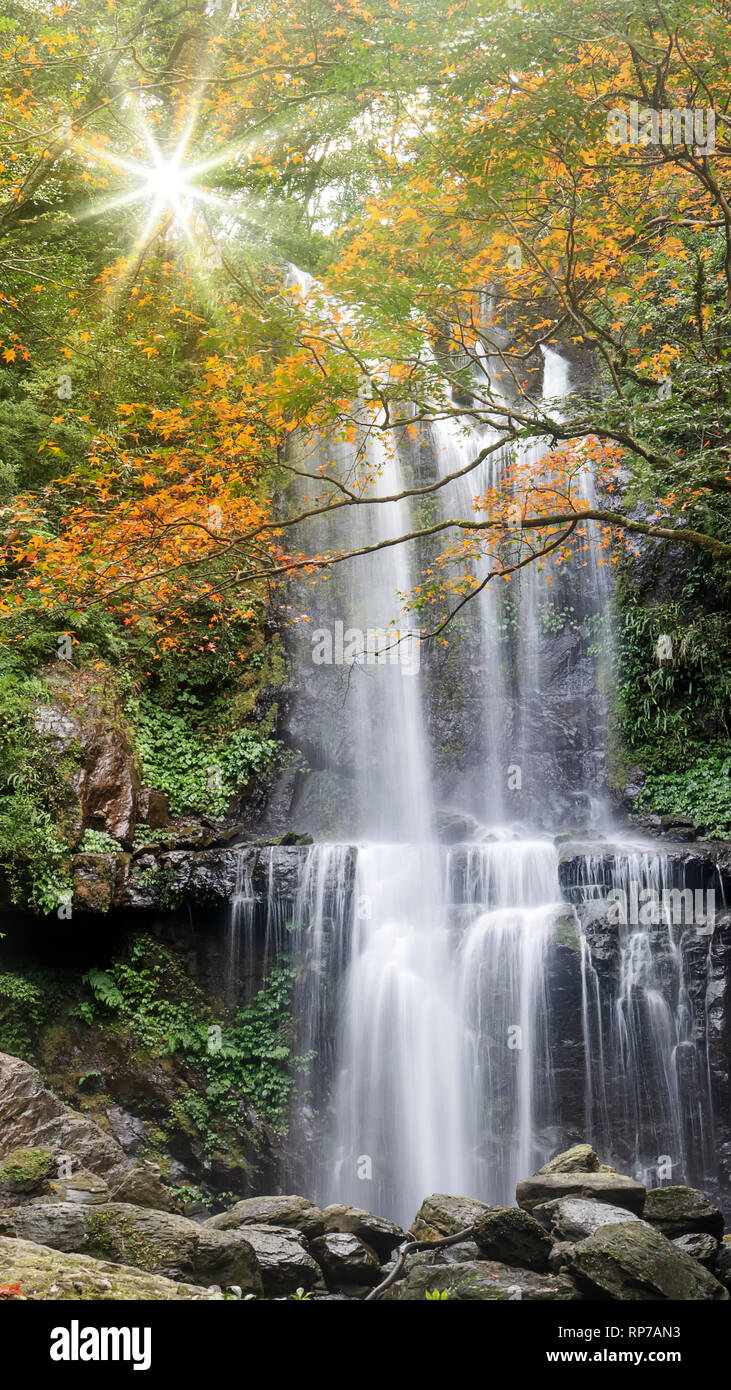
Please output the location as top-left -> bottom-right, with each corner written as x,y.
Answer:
564,844 -> 721,1192
236,329 -> 721,1222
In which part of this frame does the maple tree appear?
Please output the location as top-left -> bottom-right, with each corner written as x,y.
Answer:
0,0 -> 729,652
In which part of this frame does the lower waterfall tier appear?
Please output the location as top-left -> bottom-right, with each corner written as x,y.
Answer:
227,835 -> 729,1226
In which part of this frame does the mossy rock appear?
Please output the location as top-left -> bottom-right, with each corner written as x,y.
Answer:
3,1201 -> 262,1291
0,1235 -> 221,1300
473,1207 -> 553,1271
642,1186 -> 724,1238
383,1260 -> 581,1301
409,1192 -> 495,1241
569,1221 -> 728,1300
0,1146 -> 55,1194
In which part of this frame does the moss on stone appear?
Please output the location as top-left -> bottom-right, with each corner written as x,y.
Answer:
0,1145 -> 55,1191
84,1210 -> 178,1274
552,914 -> 581,951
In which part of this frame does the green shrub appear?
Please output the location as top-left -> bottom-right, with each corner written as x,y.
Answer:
0,674 -> 75,912
132,696 -> 285,817
79,829 -> 122,853
0,971 -> 65,1058
637,753 -> 731,839
80,936 -> 297,1137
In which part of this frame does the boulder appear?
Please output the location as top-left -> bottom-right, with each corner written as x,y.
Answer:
0,1235 -> 221,1300
110,1165 -> 182,1214
642,1186 -> 724,1239
321,1203 -> 404,1259
0,1053 -> 130,1189
409,1193 -> 496,1241
0,1201 -> 86,1250
310,1232 -> 381,1286
672,1232 -> 719,1266
472,1207 -> 552,1271
717,1237 -> 731,1290
548,1241 -> 578,1273
432,810 -> 481,844
44,1171 -> 110,1205
383,1259 -> 581,1301
569,1221 -> 729,1300
537,1144 -> 600,1175
532,1196 -> 644,1242
233,1223 -> 322,1295
408,1239 -> 480,1265
0,1202 -> 262,1292
0,1146 -> 55,1196
517,1170 -> 645,1216
204,1194 -> 324,1238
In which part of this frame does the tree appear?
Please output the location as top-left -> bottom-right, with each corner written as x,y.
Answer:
1,0 -> 730,648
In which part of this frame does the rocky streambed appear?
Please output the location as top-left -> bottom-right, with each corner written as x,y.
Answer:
0,1063 -> 728,1302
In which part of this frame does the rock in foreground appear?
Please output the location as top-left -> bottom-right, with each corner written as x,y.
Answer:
472,1207 -> 552,1271
310,1232 -> 381,1286
321,1203 -> 405,1258
410,1193 -> 496,1241
569,1221 -> 729,1300
642,1186 -> 724,1239
204,1194 -> 325,1238
0,1202 -> 262,1292
532,1196 -> 646,1242
232,1223 -> 323,1294
517,1170 -> 646,1216
0,1236 -> 222,1300
383,1260 -> 580,1301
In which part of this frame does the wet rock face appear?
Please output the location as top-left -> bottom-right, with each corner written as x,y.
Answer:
75,840 -> 356,914
137,788 -> 169,829
708,913 -> 731,1206
77,727 -> 139,847
33,665 -> 139,848
673,1232 -> 719,1266
554,844 -> 731,1209
72,852 -> 128,913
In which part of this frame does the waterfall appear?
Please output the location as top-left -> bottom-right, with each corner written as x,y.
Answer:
232,331 -> 720,1222
565,844 -> 718,1191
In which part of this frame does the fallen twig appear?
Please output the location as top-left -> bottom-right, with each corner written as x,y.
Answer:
365,1226 -> 476,1301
